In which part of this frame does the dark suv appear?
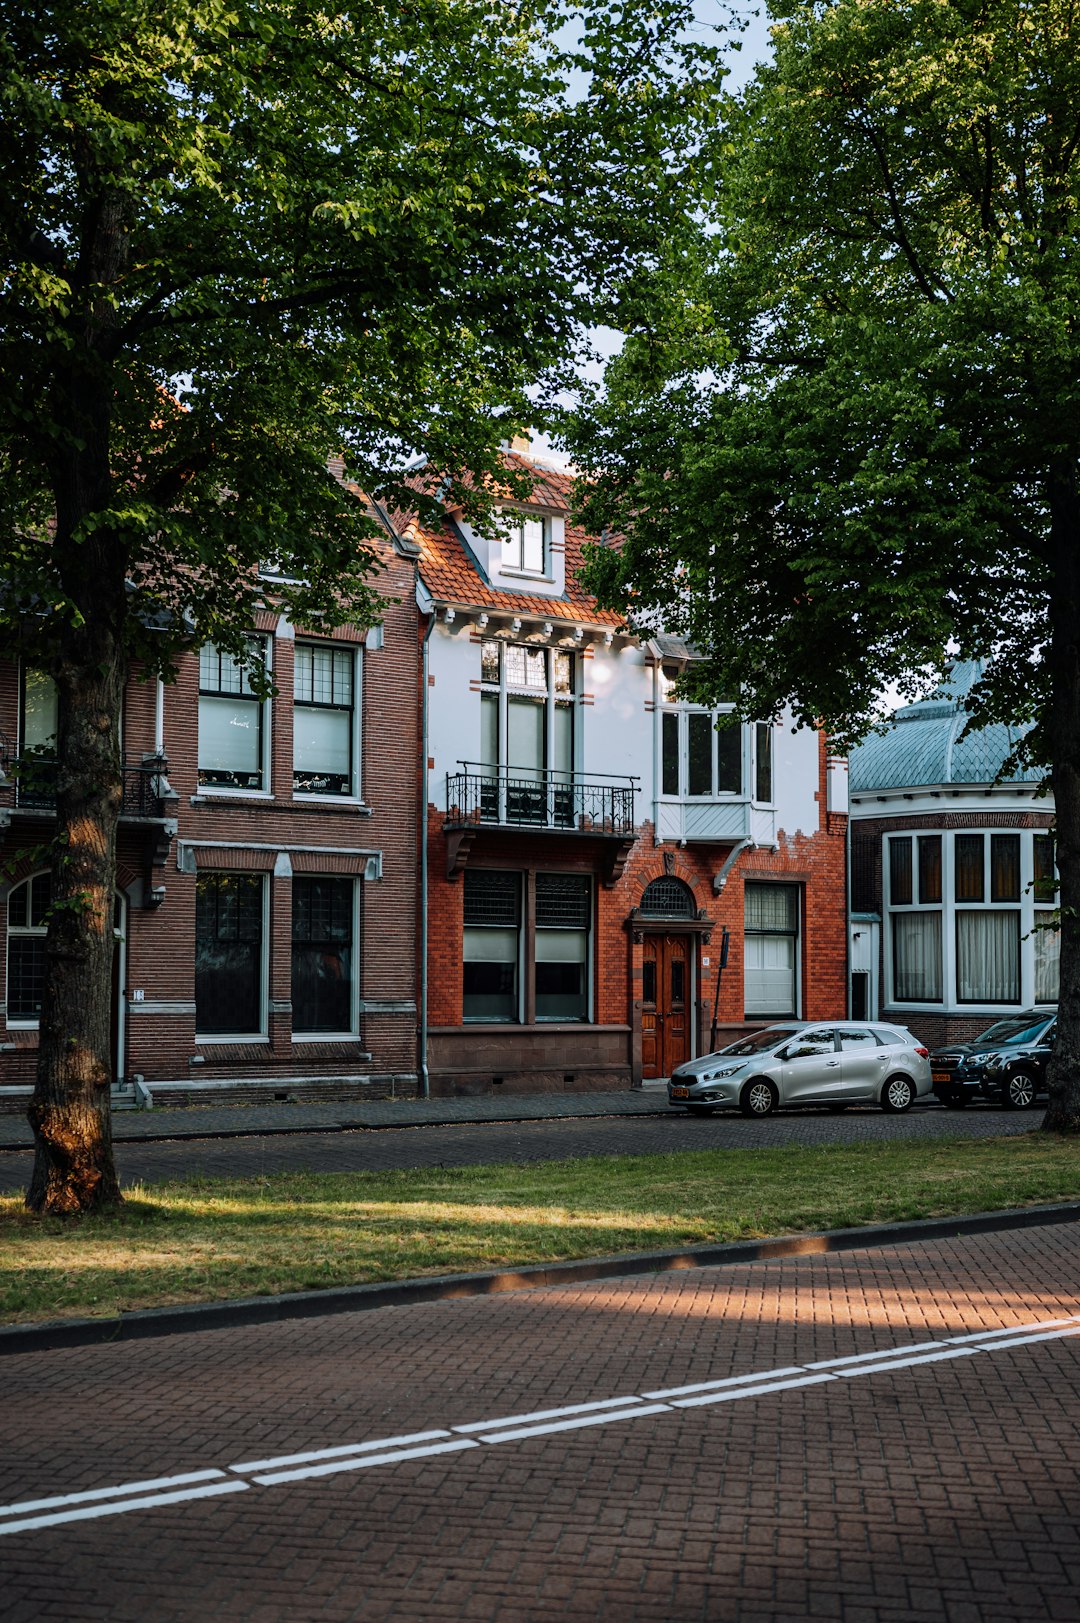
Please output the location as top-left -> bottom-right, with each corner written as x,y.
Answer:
930,1012 -> 1056,1109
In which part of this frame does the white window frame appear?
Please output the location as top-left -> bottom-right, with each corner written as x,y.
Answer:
5,871 -> 51,1028
883,830 -> 1057,1013
194,872 -> 270,1042
197,638 -> 273,796
479,639 -> 578,788
743,881 -> 801,1019
498,510 -> 549,578
534,872 -> 593,1025
292,641 -> 362,802
657,666 -> 744,801
290,874 -> 360,1040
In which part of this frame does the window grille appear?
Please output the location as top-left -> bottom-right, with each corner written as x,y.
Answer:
640,877 -> 695,917
536,874 -> 590,929
464,870 -> 521,927
744,883 -> 797,933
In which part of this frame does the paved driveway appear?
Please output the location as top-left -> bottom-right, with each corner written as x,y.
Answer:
0,1105 -> 1040,1194
2,1220 -> 1078,1620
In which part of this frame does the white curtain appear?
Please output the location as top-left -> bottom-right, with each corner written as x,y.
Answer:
892,912 -> 942,1001
1034,918 -> 1061,1003
956,910 -> 1019,1002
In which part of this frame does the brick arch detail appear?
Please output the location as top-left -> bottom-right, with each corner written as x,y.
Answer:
636,862 -> 710,918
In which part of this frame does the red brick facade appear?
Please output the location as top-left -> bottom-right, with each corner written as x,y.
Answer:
0,529 -> 420,1110
424,739 -> 848,1096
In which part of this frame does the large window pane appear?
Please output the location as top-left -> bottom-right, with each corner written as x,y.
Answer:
292,877 -> 353,1032
535,929 -> 588,1020
1034,835 -> 1057,902
956,910 -> 1019,1003
754,723 -> 773,802
955,834 -> 984,901
294,707 -> 351,792
745,883 -> 798,1016
195,875 -> 263,1034
918,836 -> 942,904
1034,918 -> 1060,1003
463,872 -> 520,1021
22,669 -> 57,751
889,838 -> 913,905
661,713 -> 680,796
716,722 -> 742,794
991,834 -> 1021,902
892,912 -> 942,1002
199,642 -> 265,789
688,713 -> 713,796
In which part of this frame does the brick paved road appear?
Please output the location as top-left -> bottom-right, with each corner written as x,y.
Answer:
0,1105 -> 1038,1194
2,1221 -> 1078,1620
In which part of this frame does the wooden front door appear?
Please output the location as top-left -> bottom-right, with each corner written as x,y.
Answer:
641,933 -> 692,1079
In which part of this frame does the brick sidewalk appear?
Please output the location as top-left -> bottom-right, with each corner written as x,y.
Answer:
1,1221 -> 1078,1620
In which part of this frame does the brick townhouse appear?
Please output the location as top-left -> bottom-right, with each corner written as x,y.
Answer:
407,449 -> 849,1095
848,659 -> 1058,1047
0,518 -> 420,1110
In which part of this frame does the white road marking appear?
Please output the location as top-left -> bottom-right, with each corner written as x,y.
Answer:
671,1373 -> 836,1407
946,1315 -> 1080,1344
0,1468 -> 227,1519
4,1309 -> 1079,1536
968,1325 -> 1080,1352
835,1347 -> 979,1377
229,1430 -> 452,1473
0,1480 -> 248,1537
251,1437 -> 477,1485
453,1396 -> 645,1433
474,1403 -> 672,1444
644,1366 -> 803,1398
806,1341 -> 947,1369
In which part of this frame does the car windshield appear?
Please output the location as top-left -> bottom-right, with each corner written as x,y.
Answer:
721,1027 -> 801,1057
975,1015 -> 1051,1047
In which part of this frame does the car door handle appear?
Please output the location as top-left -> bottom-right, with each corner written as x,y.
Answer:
824,1060 -> 840,1067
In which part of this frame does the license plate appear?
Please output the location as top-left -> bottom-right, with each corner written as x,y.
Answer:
670,1086 -> 689,1099
932,1071 -> 952,1084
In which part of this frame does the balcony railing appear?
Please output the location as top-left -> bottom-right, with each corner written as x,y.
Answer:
0,740 -> 171,820
446,764 -> 636,835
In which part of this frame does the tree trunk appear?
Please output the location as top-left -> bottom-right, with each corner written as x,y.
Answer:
1042,460 -> 1080,1133
25,643 -> 126,1213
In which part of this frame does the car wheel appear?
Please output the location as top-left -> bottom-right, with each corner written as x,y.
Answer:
687,1104 -> 714,1116
1003,1071 -> 1037,1110
740,1078 -> 778,1117
882,1075 -> 915,1113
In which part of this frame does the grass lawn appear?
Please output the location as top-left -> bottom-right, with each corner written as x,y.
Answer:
2,1131 -> 1078,1325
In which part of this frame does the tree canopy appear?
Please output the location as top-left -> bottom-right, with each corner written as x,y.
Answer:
0,0 -> 722,1210
564,0 -> 1080,1128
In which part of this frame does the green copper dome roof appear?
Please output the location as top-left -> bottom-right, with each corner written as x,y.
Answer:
849,661 -> 1043,793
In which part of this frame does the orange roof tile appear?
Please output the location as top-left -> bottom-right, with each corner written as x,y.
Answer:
400,454 -> 623,627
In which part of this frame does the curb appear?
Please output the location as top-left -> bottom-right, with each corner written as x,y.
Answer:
3,1200 -> 1078,1358
0,1104 -> 671,1154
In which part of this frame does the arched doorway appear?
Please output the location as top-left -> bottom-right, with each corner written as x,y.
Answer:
639,877 -> 696,1079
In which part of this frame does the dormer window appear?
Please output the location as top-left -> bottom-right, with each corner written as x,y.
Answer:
500,511 -> 547,576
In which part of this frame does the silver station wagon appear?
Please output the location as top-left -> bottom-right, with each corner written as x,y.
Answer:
668,1022 -> 932,1117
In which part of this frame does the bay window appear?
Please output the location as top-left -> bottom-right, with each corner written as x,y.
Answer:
658,670 -> 744,799
886,829 -> 1053,1007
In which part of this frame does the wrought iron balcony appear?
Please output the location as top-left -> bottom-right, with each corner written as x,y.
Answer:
0,738 -> 172,820
445,764 -> 636,835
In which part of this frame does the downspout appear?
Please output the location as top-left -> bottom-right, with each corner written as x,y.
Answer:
419,609 -> 435,1098
154,678 -> 165,755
